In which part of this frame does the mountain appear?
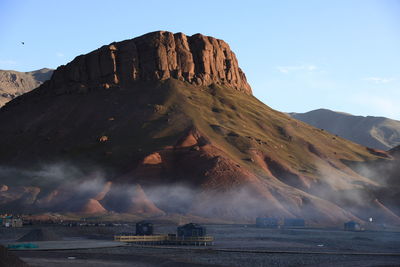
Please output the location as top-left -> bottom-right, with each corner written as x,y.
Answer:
343,144 -> 400,218
0,68 -> 53,106
0,31 -> 398,225
290,109 -> 400,150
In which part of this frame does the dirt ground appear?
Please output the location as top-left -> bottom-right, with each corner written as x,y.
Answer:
2,224 -> 400,266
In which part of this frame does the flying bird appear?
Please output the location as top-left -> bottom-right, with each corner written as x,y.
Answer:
21,42 -> 24,45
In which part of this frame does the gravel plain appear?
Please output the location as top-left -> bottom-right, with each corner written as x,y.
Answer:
2,224 -> 400,266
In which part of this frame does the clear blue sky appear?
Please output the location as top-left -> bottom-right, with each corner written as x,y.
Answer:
1,0 -> 399,119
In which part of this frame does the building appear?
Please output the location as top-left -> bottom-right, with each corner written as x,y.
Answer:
344,221 -> 361,231
256,217 -> 279,228
0,216 -> 22,228
177,223 -> 206,237
283,218 -> 305,228
114,222 -> 213,246
11,218 -> 23,227
2,216 -> 11,227
136,221 -> 154,236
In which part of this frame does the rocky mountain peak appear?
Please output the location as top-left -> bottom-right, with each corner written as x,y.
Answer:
49,31 -> 252,94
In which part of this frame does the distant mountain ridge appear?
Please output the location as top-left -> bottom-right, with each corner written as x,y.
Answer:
290,109 -> 400,150
0,68 -> 53,106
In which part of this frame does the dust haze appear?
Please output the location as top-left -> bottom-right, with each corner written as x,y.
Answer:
0,161 -> 398,225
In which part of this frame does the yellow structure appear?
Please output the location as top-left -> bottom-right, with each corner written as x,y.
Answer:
115,234 -> 168,243
114,234 -> 214,246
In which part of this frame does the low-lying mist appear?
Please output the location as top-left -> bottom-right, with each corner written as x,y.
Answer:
0,162 -> 399,225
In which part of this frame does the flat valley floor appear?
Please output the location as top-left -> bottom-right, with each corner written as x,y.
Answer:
3,224 -> 400,267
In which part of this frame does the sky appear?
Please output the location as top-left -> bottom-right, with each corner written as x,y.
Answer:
1,0 -> 399,119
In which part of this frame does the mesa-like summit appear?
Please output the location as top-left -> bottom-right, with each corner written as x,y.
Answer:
0,31 -> 399,225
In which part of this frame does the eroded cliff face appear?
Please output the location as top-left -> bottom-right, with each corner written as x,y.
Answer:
49,31 -> 251,94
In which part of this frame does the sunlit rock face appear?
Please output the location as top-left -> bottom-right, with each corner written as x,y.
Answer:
48,31 -> 252,95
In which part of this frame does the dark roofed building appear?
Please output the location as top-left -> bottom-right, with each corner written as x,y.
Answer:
344,221 -> 361,231
136,221 -> 154,236
177,223 -> 206,237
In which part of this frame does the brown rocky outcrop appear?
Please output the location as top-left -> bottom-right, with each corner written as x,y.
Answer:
100,184 -> 165,216
125,185 -> 165,216
47,31 -> 251,94
80,198 -> 107,214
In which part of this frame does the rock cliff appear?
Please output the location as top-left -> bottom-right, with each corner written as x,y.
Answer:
48,31 -> 251,95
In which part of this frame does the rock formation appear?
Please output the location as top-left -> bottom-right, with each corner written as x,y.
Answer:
0,31 -> 398,224
0,68 -> 53,106
99,184 -> 165,216
80,198 -> 107,214
125,185 -> 165,216
46,31 -> 251,95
